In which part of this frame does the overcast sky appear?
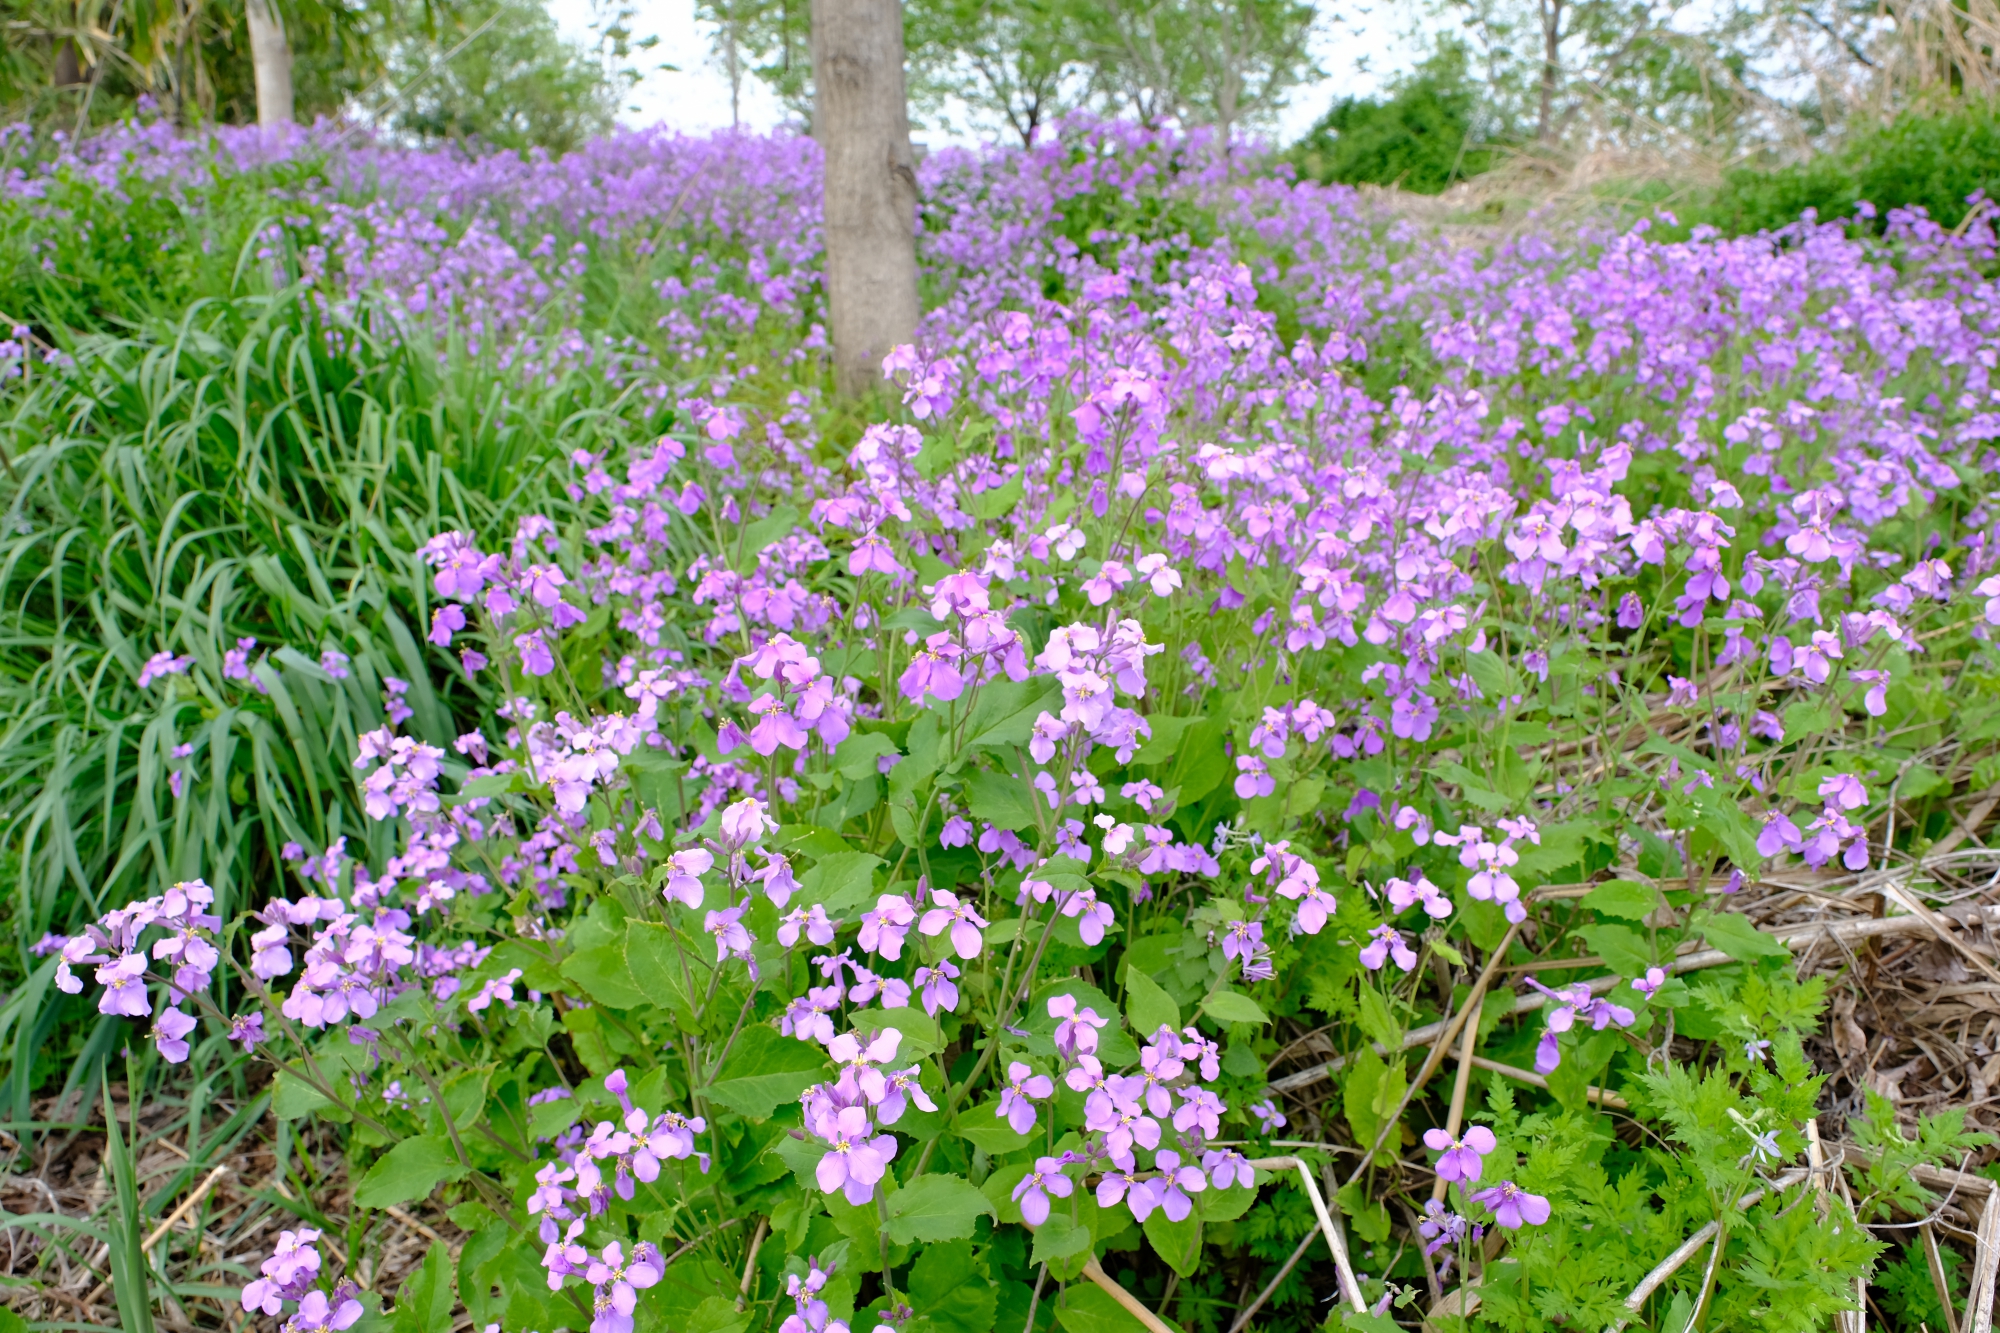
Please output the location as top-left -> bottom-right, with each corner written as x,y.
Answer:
545,0 -> 1423,143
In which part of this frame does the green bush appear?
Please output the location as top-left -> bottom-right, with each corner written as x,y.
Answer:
1705,103 -> 2000,234
1290,42 -> 1495,194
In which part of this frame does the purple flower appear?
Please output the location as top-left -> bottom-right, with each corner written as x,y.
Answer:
1248,1098 -> 1287,1133
285,1288 -> 363,1333
812,1106 -> 898,1204
918,888 -> 987,958
1013,1155 -> 1075,1225
515,630 -> 555,677
153,1006 -> 198,1063
583,1240 -> 663,1333
997,1060 -> 1053,1134
1471,1180 -> 1551,1229
1632,967 -> 1667,999
1359,924 -> 1417,971
914,960 -> 960,1015
96,953 -> 151,1017
1423,1124 -> 1496,1183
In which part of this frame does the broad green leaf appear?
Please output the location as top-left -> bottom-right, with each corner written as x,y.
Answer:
560,938 -> 647,1009
1200,1179 -> 1258,1222
1695,909 -> 1789,962
1162,715 -> 1231,803
1353,986 -> 1401,1049
1575,922 -> 1655,976
964,768 -> 1041,831
1142,1207 -> 1202,1276
1336,1181 -> 1392,1243
355,1135 -> 469,1209
967,473 -> 1025,519
856,1007 -> 943,1061
799,851 -> 886,915
1056,1284 -> 1150,1333
699,1025 -> 829,1120
1200,988 -> 1268,1026
272,1070 -> 336,1121
959,1109 -> 1034,1156
733,504 -> 802,572
1129,714 -> 1198,766
965,681 -> 1063,753
392,1243 -> 454,1333
625,921 -> 699,1019
910,1240 -> 999,1333
1030,1214 -> 1094,1265
832,732 -> 901,780
683,1296 -> 752,1333
1581,879 -> 1656,921
884,1173 -> 995,1244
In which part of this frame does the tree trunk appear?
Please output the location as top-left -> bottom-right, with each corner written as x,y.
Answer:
1537,0 -> 1563,144
245,0 -> 295,128
812,0 -> 921,397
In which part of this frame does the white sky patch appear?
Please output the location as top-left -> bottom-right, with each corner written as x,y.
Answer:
546,0 -> 1423,143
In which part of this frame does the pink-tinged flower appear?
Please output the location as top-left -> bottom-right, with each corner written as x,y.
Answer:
153,1006 -> 198,1063
1248,1099 -> 1287,1133
997,1061 -> 1054,1134
428,603 -> 467,647
877,1067 -> 937,1125
227,1012 -> 266,1050
1013,1155 -> 1074,1226
137,651 -> 194,688
584,1239 -> 664,1333
779,905 -> 836,948
918,889 -> 987,959
1852,668 -> 1889,716
1061,887 -> 1115,946
1528,981 -> 1636,1073
849,530 -> 905,578
1204,1148 -> 1256,1189
859,894 -> 917,960
1423,1125 -> 1496,1183
660,849 -> 714,908
1386,874 -> 1451,919
515,630 -> 555,677
915,960 -> 960,1015
1755,811 -> 1803,858
1667,676 -> 1698,707
1233,755 -> 1275,798
1632,967 -> 1667,999
899,633 -> 967,704
1471,1180 -> 1551,1229
813,1106 -> 898,1204
294,1288 -> 365,1333
829,1027 -> 903,1103
1360,924 -> 1417,972
1135,553 -> 1182,596
96,952 -> 151,1017
718,798 -> 773,848
1048,994 -> 1107,1056
1819,773 -> 1867,810
1616,593 -> 1644,628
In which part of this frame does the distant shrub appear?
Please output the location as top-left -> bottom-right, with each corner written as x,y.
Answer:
1705,102 -> 2000,233
1290,43 -> 1495,194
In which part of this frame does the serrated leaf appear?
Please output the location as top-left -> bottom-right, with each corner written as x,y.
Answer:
799,851 -> 885,915
354,1135 -> 469,1209
1030,1214 -> 1094,1265
884,1173 -> 995,1244
272,1070 -> 336,1121
1582,879 -> 1656,921
560,937 -> 646,1009
1201,988 -> 1268,1025
1575,922 -> 1656,975
698,1025 -> 829,1120
908,1240 -> 998,1333
1141,1207 -> 1202,1276
964,768 -> 1041,831
1695,909 -> 1789,961
392,1243 -> 454,1333
832,732 -> 901,780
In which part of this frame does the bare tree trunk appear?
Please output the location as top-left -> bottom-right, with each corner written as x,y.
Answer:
1537,0 -> 1564,143
245,0 -> 295,127
812,0 -> 921,397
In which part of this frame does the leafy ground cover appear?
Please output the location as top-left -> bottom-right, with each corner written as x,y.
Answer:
5,115 -> 2000,1333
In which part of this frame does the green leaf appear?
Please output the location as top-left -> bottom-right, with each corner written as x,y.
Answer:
354,1135 -> 470,1209
884,1173 -> 996,1245
958,1112 -> 1034,1156
699,1025 -> 829,1120
1200,988 -> 1268,1026
857,1007 -> 943,1061
1695,909 -> 1789,962
1781,697 -> 1835,740
1162,715 -> 1231,803
734,504 -> 802,572
799,851 -> 886,916
560,937 -> 647,1009
624,921 -> 698,1019
458,772 -> 519,799
1343,1047 -> 1403,1149
967,473 -> 1025,519
1575,922 -> 1655,975
272,1070 -> 336,1121
1031,1214 -> 1095,1266
1200,1179 -> 1258,1223
964,681 -> 1063,753
908,1240 -> 997,1333
1123,964 -> 1181,1038
1056,1283 -> 1150,1333
683,1296 -> 752,1333
832,732 -> 901,780
1354,987 -> 1401,1049
392,1244 -> 454,1333
964,768 -> 1041,831
1581,879 -> 1656,921
1335,1181 -> 1392,1244
1142,1207 -> 1202,1276
1129,714 -> 1199,766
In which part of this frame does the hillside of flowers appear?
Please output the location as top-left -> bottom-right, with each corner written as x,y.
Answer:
9,113 -> 2000,1333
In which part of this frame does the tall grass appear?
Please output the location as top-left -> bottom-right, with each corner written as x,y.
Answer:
0,288 -> 659,1115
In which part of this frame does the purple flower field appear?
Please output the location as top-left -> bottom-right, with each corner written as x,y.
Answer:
13,114 -> 2000,1333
